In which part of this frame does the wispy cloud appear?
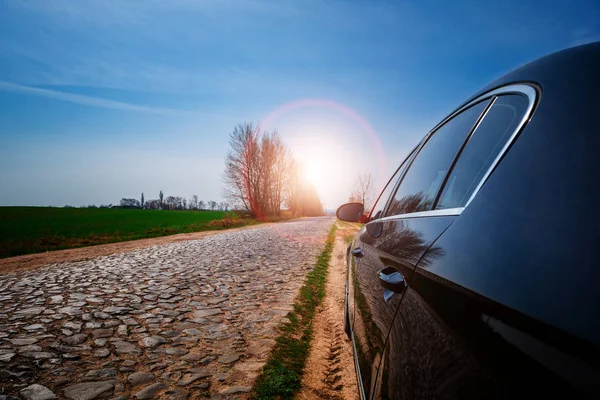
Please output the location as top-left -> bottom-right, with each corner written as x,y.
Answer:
0,0 -> 393,94
0,80 -> 191,116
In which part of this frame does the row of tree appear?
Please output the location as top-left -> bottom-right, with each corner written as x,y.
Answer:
118,191 -> 228,211
223,122 -> 323,218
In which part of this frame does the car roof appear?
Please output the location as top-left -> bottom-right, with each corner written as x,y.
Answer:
475,41 -> 600,101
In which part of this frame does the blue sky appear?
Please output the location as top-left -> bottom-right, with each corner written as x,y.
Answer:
1,0 -> 599,209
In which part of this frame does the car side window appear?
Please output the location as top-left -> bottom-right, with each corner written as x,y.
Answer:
368,148 -> 417,221
436,94 -> 529,209
387,100 -> 489,216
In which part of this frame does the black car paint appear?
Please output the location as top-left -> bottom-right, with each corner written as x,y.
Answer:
344,42 -> 600,399
351,217 -> 455,397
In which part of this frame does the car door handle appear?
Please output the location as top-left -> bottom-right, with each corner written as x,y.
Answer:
352,247 -> 364,258
378,266 -> 407,302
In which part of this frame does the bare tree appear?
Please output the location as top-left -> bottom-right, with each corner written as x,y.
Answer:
167,196 -> 184,210
223,123 -> 292,218
285,159 -> 302,216
141,193 -> 144,209
301,184 -> 324,216
119,198 -> 141,208
223,123 -> 261,215
145,199 -> 160,210
349,173 -> 376,212
282,160 -> 325,217
198,200 -> 206,210
164,196 -> 176,210
159,190 -> 164,210
189,195 -> 199,210
262,131 -> 290,216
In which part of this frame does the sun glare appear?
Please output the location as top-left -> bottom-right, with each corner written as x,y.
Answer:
304,163 -> 322,187
291,134 -> 353,209
260,99 -> 387,209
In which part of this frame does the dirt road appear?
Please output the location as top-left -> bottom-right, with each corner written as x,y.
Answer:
298,222 -> 360,400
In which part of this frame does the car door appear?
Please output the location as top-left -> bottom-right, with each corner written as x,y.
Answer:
347,152 -> 410,334
351,98 -> 492,399
372,89 -> 596,399
348,150 -> 416,398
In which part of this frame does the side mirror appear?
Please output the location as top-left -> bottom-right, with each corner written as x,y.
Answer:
336,202 -> 365,222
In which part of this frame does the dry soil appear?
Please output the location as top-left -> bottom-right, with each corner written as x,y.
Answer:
297,222 -> 360,400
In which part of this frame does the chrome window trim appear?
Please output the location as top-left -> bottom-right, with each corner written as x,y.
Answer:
380,83 -> 538,221
378,207 -> 464,223
463,84 -> 538,207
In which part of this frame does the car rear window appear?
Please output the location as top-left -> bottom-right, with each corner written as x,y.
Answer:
436,94 -> 529,209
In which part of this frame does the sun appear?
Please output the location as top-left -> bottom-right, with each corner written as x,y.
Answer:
292,136 -> 352,209
296,141 -> 338,189
303,163 -> 323,188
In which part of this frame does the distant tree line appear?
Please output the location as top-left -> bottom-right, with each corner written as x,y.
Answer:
223,122 -> 323,218
74,191 -> 228,211
67,121 -> 326,218
121,192 -> 227,210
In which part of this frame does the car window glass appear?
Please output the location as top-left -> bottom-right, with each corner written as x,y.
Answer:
436,94 -> 529,209
387,100 -> 489,216
368,148 -> 417,221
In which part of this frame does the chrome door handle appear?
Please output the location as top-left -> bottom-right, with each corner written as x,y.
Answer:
352,247 -> 364,258
378,266 -> 407,302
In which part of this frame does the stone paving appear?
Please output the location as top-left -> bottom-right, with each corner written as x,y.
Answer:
0,217 -> 333,399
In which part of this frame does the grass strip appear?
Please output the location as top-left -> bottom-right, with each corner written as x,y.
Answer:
252,222 -> 338,399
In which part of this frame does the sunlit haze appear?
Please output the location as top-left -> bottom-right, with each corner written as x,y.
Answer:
1,0 -> 598,209
260,99 -> 387,209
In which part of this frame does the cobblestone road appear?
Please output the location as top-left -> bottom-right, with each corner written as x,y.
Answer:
0,217 -> 334,399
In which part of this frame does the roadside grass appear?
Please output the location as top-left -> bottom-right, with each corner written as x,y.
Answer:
343,230 -> 357,245
252,222 -> 338,399
0,207 -> 257,258
337,221 -> 362,245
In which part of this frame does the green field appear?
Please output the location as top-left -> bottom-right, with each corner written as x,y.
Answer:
0,207 -> 249,258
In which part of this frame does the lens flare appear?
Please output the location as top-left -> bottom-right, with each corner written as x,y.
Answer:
260,98 -> 387,210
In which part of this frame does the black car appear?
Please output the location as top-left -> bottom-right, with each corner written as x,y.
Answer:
336,42 -> 600,399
